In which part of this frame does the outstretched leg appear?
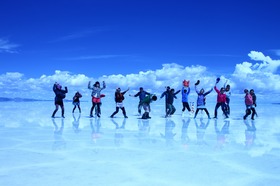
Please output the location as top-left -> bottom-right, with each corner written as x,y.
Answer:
52,104 -> 59,118
110,107 -> 120,118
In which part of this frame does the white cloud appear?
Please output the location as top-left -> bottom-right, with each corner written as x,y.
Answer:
0,38 -> 20,53
232,51 -> 280,93
1,51 -> 280,99
248,51 -> 280,73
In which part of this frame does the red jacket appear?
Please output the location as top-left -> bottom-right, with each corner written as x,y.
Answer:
214,86 -> 226,103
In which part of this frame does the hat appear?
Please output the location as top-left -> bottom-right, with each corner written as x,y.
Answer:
183,80 -> 189,87
152,95 -> 157,101
195,80 -> 200,86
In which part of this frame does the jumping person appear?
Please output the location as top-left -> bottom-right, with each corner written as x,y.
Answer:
213,79 -> 229,119
110,87 -> 129,118
52,82 -> 68,118
193,80 -> 213,119
129,87 -> 150,115
243,89 -> 256,120
165,88 -> 180,118
224,80 -> 231,115
140,94 -> 157,119
160,86 -> 171,115
72,91 -> 82,113
88,81 -> 106,117
250,89 -> 258,117
181,80 -> 191,117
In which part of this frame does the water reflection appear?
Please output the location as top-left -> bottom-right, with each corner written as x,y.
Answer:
72,113 -> 81,133
244,120 -> 256,149
194,118 -> 210,145
136,119 -> 151,144
52,118 -> 66,151
111,118 -> 126,146
215,120 -> 230,150
181,118 -> 191,148
160,119 -> 176,146
90,118 -> 101,144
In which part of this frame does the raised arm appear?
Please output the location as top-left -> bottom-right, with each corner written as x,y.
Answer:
88,81 -> 92,89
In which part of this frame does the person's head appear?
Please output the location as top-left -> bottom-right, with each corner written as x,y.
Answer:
94,81 -> 100,87
116,87 -> 121,92
170,88 -> 175,93
244,89 -> 249,94
250,89 -> 254,94
200,88 -> 204,94
139,87 -> 143,91
152,95 -> 157,101
166,86 -> 170,91
220,87 -> 225,93
226,84 -> 230,91
56,84 -> 62,90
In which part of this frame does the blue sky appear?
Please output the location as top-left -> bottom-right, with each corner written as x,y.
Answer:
1,0 -> 280,99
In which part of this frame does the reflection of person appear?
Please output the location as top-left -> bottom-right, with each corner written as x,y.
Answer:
72,91 -> 82,113
194,81 -> 213,119
160,119 -> 176,146
88,81 -> 106,117
181,118 -> 191,147
52,118 -> 66,151
129,87 -> 151,115
90,118 -> 101,143
110,87 -> 129,118
215,120 -> 230,150
52,82 -> 68,118
111,118 -> 126,146
194,118 -> 210,145
243,89 -> 256,120
140,94 -> 157,119
72,113 -> 81,133
137,119 -> 150,144
244,120 -> 256,149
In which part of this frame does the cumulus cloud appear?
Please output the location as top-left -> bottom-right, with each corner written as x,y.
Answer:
0,38 -> 20,53
1,51 -> 280,99
232,51 -> 280,93
0,64 -> 217,99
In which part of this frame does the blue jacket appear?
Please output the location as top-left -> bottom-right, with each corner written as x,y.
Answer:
195,86 -> 213,107
181,87 -> 190,102
134,90 -> 150,101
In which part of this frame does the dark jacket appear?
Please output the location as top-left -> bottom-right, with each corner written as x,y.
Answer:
53,84 -> 68,102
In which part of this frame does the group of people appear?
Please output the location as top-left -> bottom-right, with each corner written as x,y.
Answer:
51,79 -> 258,120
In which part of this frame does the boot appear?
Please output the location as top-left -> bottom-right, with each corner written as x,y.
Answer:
142,112 -> 149,119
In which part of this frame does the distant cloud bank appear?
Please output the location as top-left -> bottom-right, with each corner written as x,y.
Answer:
0,51 -> 279,99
